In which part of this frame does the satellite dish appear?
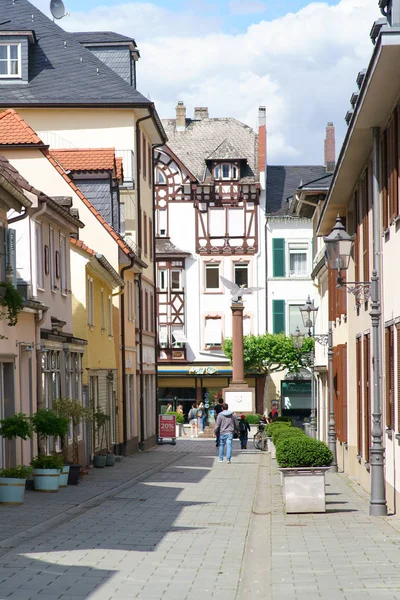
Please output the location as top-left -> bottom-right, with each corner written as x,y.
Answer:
50,0 -> 67,19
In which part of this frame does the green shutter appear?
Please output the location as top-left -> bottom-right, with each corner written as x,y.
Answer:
273,238 -> 285,277
272,299 -> 286,334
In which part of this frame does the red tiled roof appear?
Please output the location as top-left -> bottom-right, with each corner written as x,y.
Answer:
70,238 -> 96,256
45,150 -> 132,256
0,109 -> 44,145
51,148 -> 116,173
115,157 -> 123,182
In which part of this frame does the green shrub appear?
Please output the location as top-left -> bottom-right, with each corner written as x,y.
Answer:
168,411 -> 184,424
31,409 -> 69,440
274,416 -> 293,423
266,421 -> 292,437
0,465 -> 32,479
31,454 -> 64,470
276,436 -> 333,468
273,428 -> 305,446
245,414 -> 263,425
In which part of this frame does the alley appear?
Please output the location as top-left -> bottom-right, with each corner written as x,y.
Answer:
1,441 -> 400,599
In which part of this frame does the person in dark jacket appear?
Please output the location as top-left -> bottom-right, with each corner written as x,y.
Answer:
214,398 -> 224,447
238,414 -> 250,449
214,403 -> 239,463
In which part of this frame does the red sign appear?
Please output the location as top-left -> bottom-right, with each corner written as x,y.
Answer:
159,414 -> 176,439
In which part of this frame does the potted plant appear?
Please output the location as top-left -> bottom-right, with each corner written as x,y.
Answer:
168,411 -> 185,437
266,421 -> 292,458
0,413 -> 33,504
93,410 -> 110,468
276,435 -> 333,513
30,453 -> 64,492
53,398 -> 92,484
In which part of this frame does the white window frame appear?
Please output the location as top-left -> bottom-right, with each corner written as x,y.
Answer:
205,263 -> 220,291
234,263 -> 249,288
101,288 -> 106,331
214,163 -> 239,181
108,295 -> 113,336
288,242 -> 309,278
171,269 -> 182,291
87,276 -> 94,326
204,316 -> 223,349
159,269 -> 167,291
0,43 -> 21,79
127,280 -> 133,322
288,303 -> 308,336
158,209 -> 167,237
35,222 -> 44,290
59,233 -> 67,295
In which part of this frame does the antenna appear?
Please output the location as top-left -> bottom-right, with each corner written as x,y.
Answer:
50,0 -> 69,20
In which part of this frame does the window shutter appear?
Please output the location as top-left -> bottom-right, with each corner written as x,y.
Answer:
362,171 -> 369,286
205,317 -> 222,346
333,345 -> 341,442
272,299 -> 285,334
354,188 -> 360,286
390,325 -> 395,428
385,327 -> 391,429
381,131 -> 388,229
388,115 -> 398,222
356,337 -> 362,456
272,238 -> 285,277
5,228 -> 17,288
397,324 -> 400,432
363,335 -> 371,461
342,344 -> 348,444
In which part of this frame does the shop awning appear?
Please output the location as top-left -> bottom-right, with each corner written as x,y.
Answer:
158,365 -> 232,375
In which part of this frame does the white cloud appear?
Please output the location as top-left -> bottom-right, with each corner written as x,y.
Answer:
31,0 -> 379,164
229,1 -> 268,15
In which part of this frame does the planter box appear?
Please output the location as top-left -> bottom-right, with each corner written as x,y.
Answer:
279,467 -> 330,513
0,477 -> 26,504
106,454 -> 115,467
94,455 -> 106,468
59,465 -> 70,487
33,468 -> 60,492
175,424 -> 185,438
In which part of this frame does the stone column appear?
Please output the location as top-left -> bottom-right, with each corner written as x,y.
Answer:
231,302 -> 247,386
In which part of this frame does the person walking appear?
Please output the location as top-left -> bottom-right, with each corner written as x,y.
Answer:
188,402 -> 199,438
238,414 -> 250,449
214,397 -> 224,447
177,404 -> 187,436
197,402 -> 206,434
214,402 -> 239,464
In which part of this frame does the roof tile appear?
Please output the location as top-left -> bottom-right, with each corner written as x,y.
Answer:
0,109 -> 43,145
51,148 -> 116,173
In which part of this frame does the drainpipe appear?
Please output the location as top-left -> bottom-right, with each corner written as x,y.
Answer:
136,109 -> 153,451
152,142 -> 164,438
120,253 -> 136,455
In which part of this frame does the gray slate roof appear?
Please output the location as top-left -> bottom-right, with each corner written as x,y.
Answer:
266,165 -> 331,215
0,0 -> 149,106
72,31 -> 136,46
162,117 -> 258,183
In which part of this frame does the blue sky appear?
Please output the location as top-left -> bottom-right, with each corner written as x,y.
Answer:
60,0 -> 341,34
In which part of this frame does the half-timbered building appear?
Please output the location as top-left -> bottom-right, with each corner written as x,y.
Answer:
155,104 -> 267,415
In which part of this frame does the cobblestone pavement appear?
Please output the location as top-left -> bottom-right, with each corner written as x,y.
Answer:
1,440 -> 400,599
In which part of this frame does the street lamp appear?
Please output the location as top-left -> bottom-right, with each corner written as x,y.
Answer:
292,325 -> 304,349
324,213 -> 387,516
298,297 -> 319,437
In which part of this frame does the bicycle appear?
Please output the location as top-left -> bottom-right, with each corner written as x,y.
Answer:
253,424 -> 268,451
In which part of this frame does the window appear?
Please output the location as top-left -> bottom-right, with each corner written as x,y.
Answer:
172,325 -> 185,348
171,270 -> 182,291
205,316 -> 222,348
148,146 -> 152,187
87,276 -> 94,326
0,44 -> 20,78
149,218 -> 153,260
142,134 -> 147,179
159,269 -> 167,291
127,280 -> 134,322
40,350 -> 61,409
59,234 -> 67,295
158,209 -> 167,237
150,293 -> 154,332
288,304 -> 307,336
101,288 -> 106,331
234,263 -> 248,288
145,290 -> 149,331
214,163 -> 239,180
289,243 -> 308,277
108,296 -> 113,336
205,263 -> 220,290
143,211 -> 148,256
272,299 -> 285,334
156,169 -> 166,184
35,223 -> 44,289
159,325 -> 168,348
272,238 -> 285,277
49,226 -> 56,291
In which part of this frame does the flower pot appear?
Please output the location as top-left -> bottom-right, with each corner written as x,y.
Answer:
67,464 -> 81,485
33,468 -> 60,492
279,467 -> 330,513
105,454 -> 115,467
59,465 -> 70,487
0,477 -> 26,505
94,455 -> 106,468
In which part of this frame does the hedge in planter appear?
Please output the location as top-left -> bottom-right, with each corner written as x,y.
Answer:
276,436 -> 333,468
0,465 -> 32,505
31,454 -> 64,492
168,411 -> 184,424
245,414 -> 263,425
266,421 -> 292,437
272,427 -> 305,446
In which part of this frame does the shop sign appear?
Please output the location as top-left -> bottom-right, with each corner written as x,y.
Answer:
189,366 -> 218,375
159,414 -> 176,439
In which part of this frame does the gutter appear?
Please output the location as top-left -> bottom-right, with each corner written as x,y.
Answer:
0,173 -> 32,209
93,254 -> 125,288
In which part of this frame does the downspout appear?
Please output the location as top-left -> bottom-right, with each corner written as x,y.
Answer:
136,108 -> 153,450
120,253 -> 136,455
8,207 -> 28,224
152,142 -> 164,438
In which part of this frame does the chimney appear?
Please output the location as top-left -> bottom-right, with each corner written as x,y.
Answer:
194,107 -> 209,120
258,106 -> 267,178
176,101 -> 186,131
324,122 -> 336,173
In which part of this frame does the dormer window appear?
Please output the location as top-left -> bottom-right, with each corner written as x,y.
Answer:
214,163 -> 239,181
0,43 -> 21,78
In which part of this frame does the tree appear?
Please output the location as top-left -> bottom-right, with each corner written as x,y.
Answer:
222,332 -> 315,376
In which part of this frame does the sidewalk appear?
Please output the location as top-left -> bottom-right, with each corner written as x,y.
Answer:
0,440 -> 400,599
